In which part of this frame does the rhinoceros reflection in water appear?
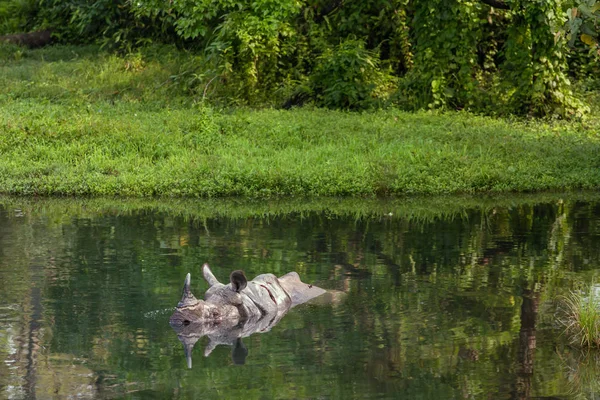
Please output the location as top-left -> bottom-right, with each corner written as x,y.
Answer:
170,263 -> 326,367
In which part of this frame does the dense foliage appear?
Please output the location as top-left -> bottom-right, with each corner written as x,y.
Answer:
1,0 -> 599,115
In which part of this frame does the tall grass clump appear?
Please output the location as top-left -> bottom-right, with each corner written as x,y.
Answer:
560,287 -> 600,348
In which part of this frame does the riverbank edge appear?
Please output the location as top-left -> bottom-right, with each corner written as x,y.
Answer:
2,192 -> 599,221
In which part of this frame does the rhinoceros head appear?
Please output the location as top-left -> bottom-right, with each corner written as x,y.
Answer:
170,265 -> 244,326
169,264 -> 327,368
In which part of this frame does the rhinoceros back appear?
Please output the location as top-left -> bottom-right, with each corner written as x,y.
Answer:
241,273 -> 292,316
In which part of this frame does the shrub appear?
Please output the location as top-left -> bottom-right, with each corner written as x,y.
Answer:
0,0 -> 37,34
2,0 -> 596,116
310,39 -> 395,110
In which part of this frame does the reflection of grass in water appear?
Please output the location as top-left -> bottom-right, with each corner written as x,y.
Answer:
560,349 -> 600,400
560,286 -> 600,348
2,191 -> 600,223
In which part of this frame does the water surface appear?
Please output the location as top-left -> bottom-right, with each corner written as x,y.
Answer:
1,195 -> 600,399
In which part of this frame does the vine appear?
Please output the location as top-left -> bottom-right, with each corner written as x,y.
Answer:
406,0 -> 485,110
503,0 -> 587,117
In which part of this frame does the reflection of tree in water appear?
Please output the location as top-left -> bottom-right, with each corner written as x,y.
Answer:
1,198 -> 600,398
513,286 -> 540,400
316,200 -> 598,398
0,210 -> 99,398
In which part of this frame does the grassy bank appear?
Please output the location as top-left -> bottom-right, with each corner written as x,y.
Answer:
1,44 -> 600,197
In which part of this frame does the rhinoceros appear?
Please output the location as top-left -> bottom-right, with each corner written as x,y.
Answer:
170,264 -> 326,367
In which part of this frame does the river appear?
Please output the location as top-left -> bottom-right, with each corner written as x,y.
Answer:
1,194 -> 599,399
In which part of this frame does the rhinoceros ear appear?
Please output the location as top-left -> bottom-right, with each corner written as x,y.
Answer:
231,338 -> 248,365
230,270 -> 247,293
202,263 -> 221,287
204,339 -> 218,357
177,273 -> 199,308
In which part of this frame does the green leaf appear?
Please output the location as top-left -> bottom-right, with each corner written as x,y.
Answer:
581,33 -> 597,47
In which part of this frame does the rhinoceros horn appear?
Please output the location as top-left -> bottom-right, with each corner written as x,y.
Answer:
178,273 -> 199,308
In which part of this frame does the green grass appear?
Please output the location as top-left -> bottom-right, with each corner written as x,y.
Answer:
560,288 -> 600,349
1,44 -> 600,197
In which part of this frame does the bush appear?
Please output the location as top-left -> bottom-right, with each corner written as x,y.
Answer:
0,0 -> 36,34
309,39 -> 395,109
2,0 -> 598,116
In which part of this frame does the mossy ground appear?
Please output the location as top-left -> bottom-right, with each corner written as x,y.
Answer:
1,44 -> 600,197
